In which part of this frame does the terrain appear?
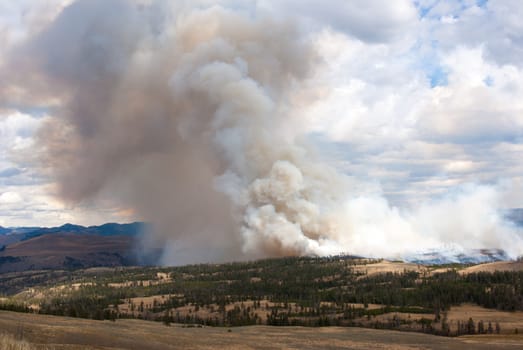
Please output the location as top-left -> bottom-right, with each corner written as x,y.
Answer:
1,310 -> 522,350
1,256 -> 522,340
1,223 -> 522,348
1,220 -> 520,274
0,223 -> 144,272
460,260 -> 523,274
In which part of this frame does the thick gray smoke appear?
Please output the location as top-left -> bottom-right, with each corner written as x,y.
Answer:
5,0 -> 523,264
15,0 -> 323,263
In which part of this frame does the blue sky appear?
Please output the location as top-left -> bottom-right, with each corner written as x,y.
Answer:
1,0 -> 523,230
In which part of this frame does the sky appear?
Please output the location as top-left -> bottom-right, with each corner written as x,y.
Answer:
0,0 -> 522,234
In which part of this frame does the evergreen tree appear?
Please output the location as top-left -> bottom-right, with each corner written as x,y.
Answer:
467,318 -> 475,334
477,320 -> 484,334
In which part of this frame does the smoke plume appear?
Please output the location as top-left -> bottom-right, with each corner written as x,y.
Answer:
5,0 -> 522,264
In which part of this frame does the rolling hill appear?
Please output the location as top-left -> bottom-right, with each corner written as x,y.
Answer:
0,223 -> 143,273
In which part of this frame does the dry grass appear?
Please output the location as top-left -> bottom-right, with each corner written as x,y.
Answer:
0,332 -> 42,350
352,260 -> 429,278
2,310 -> 522,349
352,259 -> 523,277
459,261 -> 523,274
120,297 -> 284,322
447,304 -> 523,334
117,297 -> 388,323
348,303 -> 523,336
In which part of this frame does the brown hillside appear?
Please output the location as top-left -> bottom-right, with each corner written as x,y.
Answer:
1,310 -> 522,350
460,261 -> 523,274
0,234 -> 134,273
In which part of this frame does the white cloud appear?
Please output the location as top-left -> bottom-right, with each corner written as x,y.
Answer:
285,1 -> 523,209
0,111 -> 41,149
0,181 -> 137,227
0,191 -> 22,204
417,47 -> 523,144
0,110 -> 135,227
443,160 -> 480,173
423,0 -> 523,67
259,0 -> 418,43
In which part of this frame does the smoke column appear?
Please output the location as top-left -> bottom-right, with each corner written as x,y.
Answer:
6,0 -> 523,264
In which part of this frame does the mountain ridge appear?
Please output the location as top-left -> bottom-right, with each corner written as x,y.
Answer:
0,222 -> 145,273
0,222 -> 146,242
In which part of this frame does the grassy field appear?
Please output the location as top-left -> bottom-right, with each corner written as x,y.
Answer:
0,332 -> 34,350
447,304 -> 523,334
460,261 -> 523,274
1,310 -> 523,350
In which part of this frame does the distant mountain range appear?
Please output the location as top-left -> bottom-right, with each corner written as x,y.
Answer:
0,222 -> 145,239
0,222 -> 146,273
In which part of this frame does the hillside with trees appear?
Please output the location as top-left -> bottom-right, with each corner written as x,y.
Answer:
1,256 -> 522,337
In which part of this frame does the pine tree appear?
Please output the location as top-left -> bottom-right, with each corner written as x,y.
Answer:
467,317 -> 475,334
478,320 -> 485,334
441,315 -> 450,336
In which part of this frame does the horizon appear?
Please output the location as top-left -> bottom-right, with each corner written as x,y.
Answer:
0,221 -> 144,229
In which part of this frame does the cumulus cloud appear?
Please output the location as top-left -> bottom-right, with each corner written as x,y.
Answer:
261,0 -> 418,43
0,191 -> 22,204
423,0 -> 523,67
299,1 -> 523,208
